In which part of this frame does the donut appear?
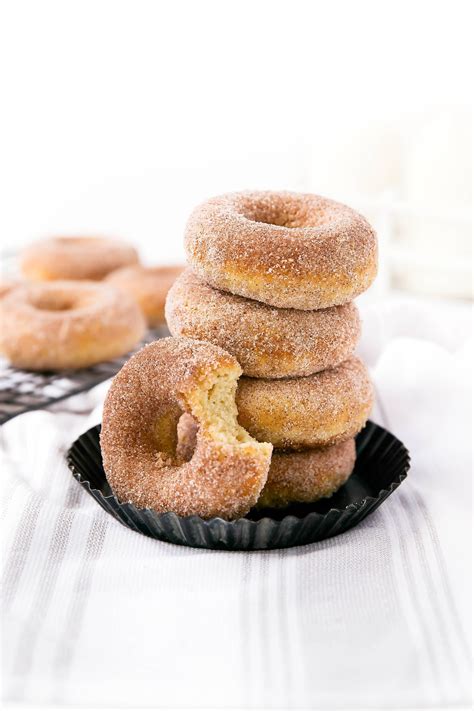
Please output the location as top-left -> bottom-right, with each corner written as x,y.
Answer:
20,236 -> 139,282
107,264 -> 184,326
175,414 -> 356,509
0,280 -> 22,355
0,280 -> 146,370
235,356 -> 373,449
166,269 -> 361,378
257,439 -> 356,509
101,337 -> 273,520
185,191 -> 377,310
0,279 -> 20,299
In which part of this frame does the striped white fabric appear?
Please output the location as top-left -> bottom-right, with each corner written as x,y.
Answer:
1,297 -> 471,708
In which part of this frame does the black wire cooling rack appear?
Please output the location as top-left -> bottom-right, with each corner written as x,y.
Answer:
0,327 -> 169,425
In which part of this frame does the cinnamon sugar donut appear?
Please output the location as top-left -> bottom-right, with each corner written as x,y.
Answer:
176,414 -> 356,509
257,439 -> 356,509
107,264 -> 183,326
0,280 -> 146,370
236,356 -> 373,450
21,236 -> 139,282
101,337 -> 272,520
185,191 -> 377,310
166,269 -> 361,378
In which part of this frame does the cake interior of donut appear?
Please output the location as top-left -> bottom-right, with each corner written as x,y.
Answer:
185,368 -> 258,447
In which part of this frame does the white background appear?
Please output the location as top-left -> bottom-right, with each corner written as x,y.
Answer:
0,0 -> 472,294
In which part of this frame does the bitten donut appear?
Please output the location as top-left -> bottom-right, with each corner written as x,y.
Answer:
185,191 -> 377,310
101,337 -> 272,520
21,236 -> 139,281
257,439 -> 356,509
236,356 -> 373,449
0,281 -> 146,370
176,414 -> 356,509
107,264 -> 183,326
166,269 -> 361,378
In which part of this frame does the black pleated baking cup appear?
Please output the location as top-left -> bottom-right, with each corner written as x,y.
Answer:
66,421 -> 409,550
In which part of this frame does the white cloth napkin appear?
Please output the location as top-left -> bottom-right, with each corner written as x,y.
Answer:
1,296 -> 471,709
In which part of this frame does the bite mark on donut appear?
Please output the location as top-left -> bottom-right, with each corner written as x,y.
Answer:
185,367 -> 260,448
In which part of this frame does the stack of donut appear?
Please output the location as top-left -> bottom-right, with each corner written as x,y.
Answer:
166,191 -> 377,508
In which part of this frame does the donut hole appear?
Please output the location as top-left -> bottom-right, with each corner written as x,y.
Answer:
152,409 -> 181,457
239,195 -> 328,229
30,292 -> 76,312
54,237 -> 102,247
176,413 -> 198,462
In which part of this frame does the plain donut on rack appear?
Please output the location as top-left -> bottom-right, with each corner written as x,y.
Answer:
235,356 -> 373,450
0,280 -> 146,370
166,269 -> 361,378
21,236 -> 139,282
185,191 -> 377,310
101,337 -> 273,520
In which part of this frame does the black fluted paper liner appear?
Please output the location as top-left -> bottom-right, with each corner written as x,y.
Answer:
66,421 -> 409,550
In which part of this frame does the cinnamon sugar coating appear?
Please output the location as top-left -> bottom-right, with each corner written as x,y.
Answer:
236,356 -> 373,449
185,191 -> 377,309
0,279 -> 21,355
107,264 -> 184,326
257,439 -> 356,508
101,337 -> 272,520
176,414 -> 355,508
166,269 -> 361,378
0,280 -> 146,370
21,236 -> 139,282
